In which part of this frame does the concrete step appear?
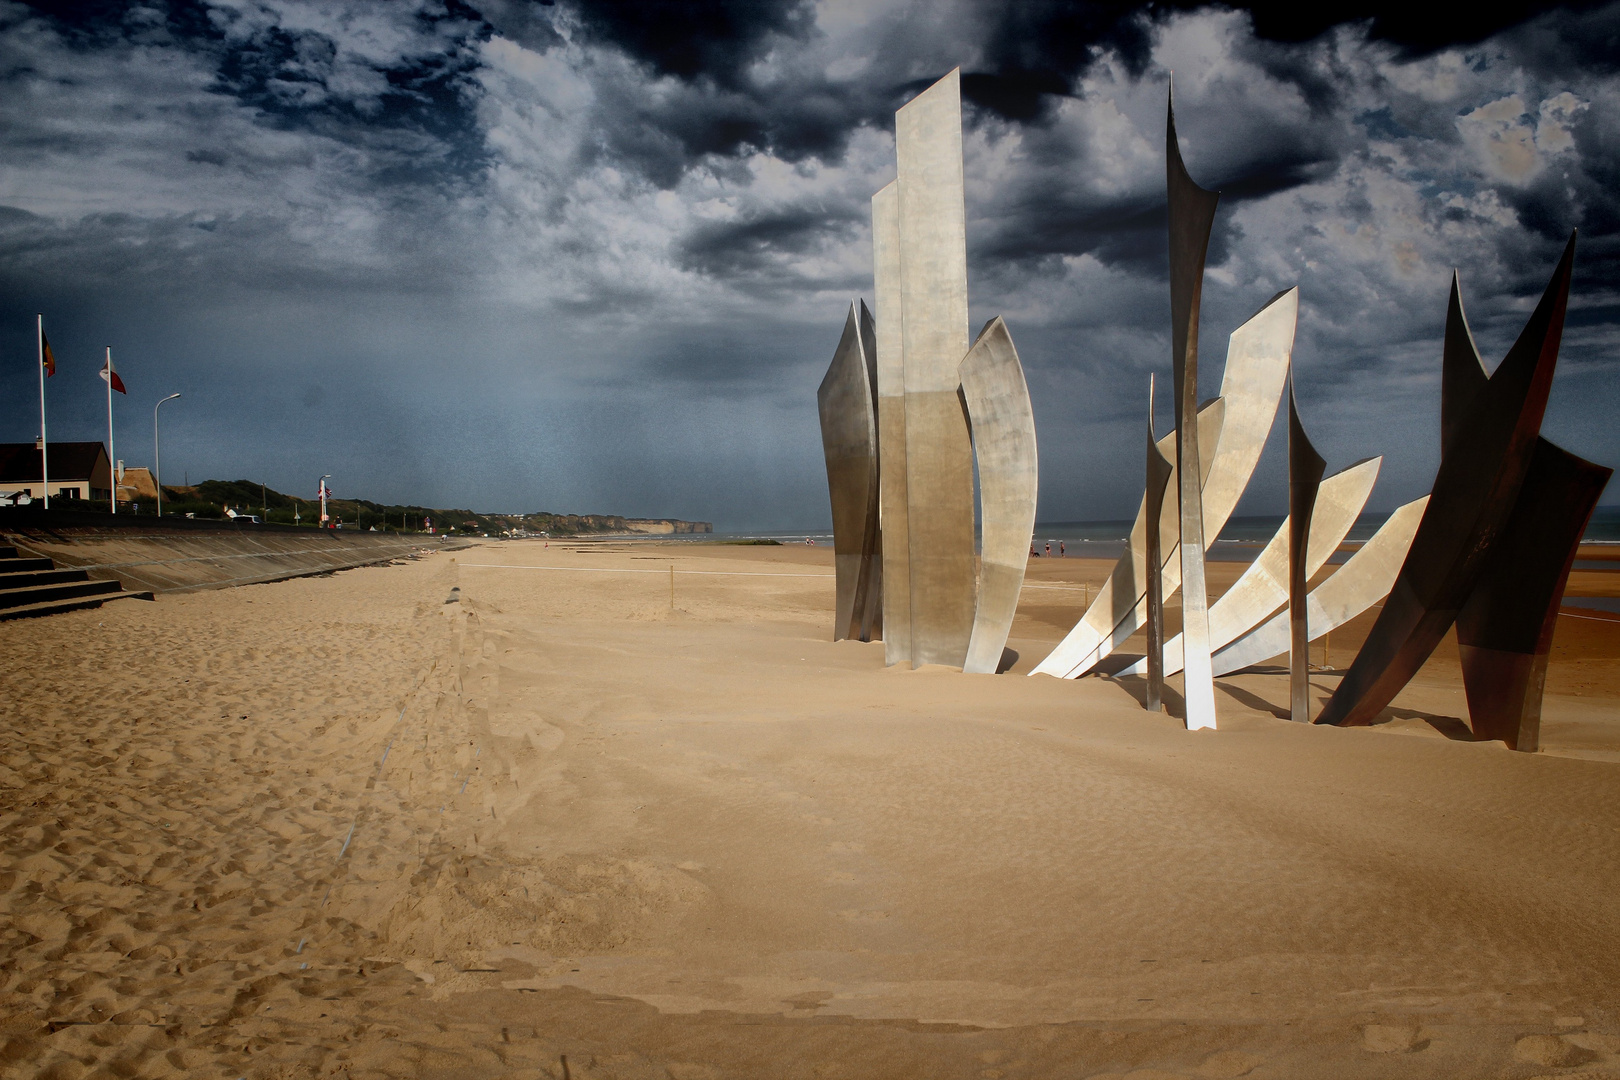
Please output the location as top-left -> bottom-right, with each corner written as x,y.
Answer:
0,545 -> 17,559
0,595 -> 107,621
0,557 -> 55,574
104,589 -> 156,605
0,568 -> 92,590
0,578 -> 124,610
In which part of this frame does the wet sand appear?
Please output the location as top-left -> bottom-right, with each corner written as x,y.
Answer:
1,539 -> 1617,1078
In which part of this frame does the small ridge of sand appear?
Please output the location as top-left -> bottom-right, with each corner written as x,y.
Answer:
1,539 -> 1617,1077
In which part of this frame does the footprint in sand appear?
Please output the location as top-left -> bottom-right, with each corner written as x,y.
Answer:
1514,1034 -> 1594,1068
783,990 -> 834,1011
529,721 -> 565,751
1193,1050 -> 1265,1078
1362,1025 -> 1426,1053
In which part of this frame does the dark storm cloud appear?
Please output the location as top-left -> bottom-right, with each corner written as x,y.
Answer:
968,126 -> 1337,281
577,70 -> 890,190
543,0 -> 1608,293
0,0 -> 496,301
1242,0 -> 1610,52
975,195 -> 1165,267
678,204 -> 863,280
566,0 -> 817,89
472,0 -> 561,52
959,0 -> 1603,123
23,0 -> 490,126
1498,1 -> 1620,74
2,0 -> 1619,528
495,0 -> 905,188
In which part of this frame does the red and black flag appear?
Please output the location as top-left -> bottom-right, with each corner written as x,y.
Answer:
41,332 -> 56,377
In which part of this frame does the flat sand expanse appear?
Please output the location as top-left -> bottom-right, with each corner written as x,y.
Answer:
2,540 -> 1618,1078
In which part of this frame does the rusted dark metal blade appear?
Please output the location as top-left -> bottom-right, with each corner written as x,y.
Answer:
1318,232 -> 1578,727
1456,437 -> 1610,751
1441,271 -> 1489,457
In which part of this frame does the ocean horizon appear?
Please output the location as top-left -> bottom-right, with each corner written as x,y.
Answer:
687,505 -> 1620,561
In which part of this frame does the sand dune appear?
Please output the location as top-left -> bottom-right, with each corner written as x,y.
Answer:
1,540 -> 1617,1078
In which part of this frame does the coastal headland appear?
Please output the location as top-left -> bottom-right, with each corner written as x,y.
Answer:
1,539 -> 1616,1077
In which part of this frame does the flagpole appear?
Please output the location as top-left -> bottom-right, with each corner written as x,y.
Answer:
106,347 -> 116,515
37,314 -> 49,509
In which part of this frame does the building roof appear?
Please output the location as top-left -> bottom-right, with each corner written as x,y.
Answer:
0,442 -> 110,483
119,466 -> 158,500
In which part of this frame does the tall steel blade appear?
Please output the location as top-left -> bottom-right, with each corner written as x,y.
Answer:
1166,87 -> 1221,730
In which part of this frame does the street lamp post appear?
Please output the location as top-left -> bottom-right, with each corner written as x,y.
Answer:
154,393 -> 181,517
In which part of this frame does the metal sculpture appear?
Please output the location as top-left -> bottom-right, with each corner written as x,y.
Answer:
1288,381 -> 1327,722
850,70 -> 1038,672
1144,376 -> 1173,712
894,69 -> 977,669
1032,403 -> 1212,680
1432,258 -> 1611,749
1121,456 -> 1379,679
817,300 -> 883,642
1166,89 -> 1220,730
1455,438 -> 1610,750
1317,234 -> 1589,729
1033,289 -> 1295,680
871,181 -> 912,666
1212,496 -> 1428,677
960,317 -> 1038,674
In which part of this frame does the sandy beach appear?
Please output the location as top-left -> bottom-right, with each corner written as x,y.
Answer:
2,540 -> 1618,1078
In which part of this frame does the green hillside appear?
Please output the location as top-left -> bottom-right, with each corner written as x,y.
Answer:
144,479 -> 647,537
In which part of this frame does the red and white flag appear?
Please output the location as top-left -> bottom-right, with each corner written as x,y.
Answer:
99,352 -> 126,394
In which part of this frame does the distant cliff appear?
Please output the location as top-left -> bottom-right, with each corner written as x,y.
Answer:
623,518 -> 713,534
528,513 -> 712,536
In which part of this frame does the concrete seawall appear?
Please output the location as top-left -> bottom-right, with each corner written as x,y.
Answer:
0,509 -> 447,594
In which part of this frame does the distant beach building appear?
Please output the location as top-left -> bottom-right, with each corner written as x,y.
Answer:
0,442 -> 112,503
118,466 -> 159,504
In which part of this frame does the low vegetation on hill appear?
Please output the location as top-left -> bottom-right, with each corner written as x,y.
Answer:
138,479 -> 698,537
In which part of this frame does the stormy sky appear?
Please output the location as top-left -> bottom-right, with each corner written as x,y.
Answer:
2,0 -> 1617,529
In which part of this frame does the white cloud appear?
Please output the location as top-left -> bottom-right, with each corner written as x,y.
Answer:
1458,95 -> 1541,182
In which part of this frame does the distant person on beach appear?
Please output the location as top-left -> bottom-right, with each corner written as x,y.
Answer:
1030,544 -> 1040,557
1060,540 -> 1065,557
1045,540 -> 1051,557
